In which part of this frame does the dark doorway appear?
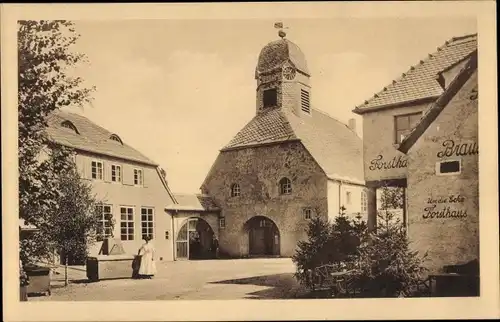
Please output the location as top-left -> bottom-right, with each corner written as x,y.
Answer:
176,217 -> 215,260
245,216 -> 280,256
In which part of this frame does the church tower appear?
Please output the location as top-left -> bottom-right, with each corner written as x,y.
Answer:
254,29 -> 312,117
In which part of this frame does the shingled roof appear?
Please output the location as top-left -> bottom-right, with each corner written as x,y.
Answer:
255,39 -> 310,78
353,33 -> 477,113
221,108 -> 364,184
46,110 -> 158,166
398,50 -> 478,154
166,193 -> 220,212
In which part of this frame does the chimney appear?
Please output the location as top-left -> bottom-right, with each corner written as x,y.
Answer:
348,118 -> 356,131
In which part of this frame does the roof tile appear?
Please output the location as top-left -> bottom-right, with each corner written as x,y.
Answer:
46,110 -> 157,166
222,108 -> 364,183
354,34 -> 477,111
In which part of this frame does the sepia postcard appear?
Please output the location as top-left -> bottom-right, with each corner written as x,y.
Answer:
2,1 -> 499,321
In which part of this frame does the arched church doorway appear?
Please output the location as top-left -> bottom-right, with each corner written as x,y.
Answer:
176,217 -> 215,260
244,216 -> 280,257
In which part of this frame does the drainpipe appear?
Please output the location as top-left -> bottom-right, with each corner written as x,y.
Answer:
338,180 -> 343,215
167,208 -> 177,261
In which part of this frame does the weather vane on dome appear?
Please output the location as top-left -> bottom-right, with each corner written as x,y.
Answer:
274,22 -> 289,39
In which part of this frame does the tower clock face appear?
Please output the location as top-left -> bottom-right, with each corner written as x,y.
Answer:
282,66 -> 296,80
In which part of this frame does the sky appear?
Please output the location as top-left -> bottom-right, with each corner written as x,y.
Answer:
64,17 -> 477,194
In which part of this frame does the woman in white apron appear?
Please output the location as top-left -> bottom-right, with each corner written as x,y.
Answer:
138,236 -> 156,279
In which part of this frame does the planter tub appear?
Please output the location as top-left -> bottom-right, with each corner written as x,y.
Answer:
25,266 -> 51,296
86,254 -> 135,281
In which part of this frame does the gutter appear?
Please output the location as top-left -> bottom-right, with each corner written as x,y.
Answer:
352,96 -> 439,115
51,141 -> 159,167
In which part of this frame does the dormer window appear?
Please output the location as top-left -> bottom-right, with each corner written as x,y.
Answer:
109,134 -> 123,144
263,88 -> 278,108
230,183 -> 241,197
61,120 -> 79,134
279,177 -> 292,195
300,89 -> 310,114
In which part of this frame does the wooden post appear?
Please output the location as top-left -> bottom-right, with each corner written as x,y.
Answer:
366,187 -> 377,232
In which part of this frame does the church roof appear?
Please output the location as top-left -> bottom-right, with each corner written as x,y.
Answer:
255,39 -> 310,77
46,109 -> 158,166
221,109 -> 364,184
353,33 -> 477,113
398,50 -> 477,154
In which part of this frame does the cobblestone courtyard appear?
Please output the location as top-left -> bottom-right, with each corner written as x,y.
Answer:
29,258 -> 309,301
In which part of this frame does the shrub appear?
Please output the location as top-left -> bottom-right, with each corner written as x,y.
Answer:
292,207 -> 365,289
353,211 -> 428,297
293,189 -> 428,298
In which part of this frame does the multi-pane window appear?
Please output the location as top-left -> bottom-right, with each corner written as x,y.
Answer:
231,183 -> 240,197
134,169 -> 143,185
303,208 -> 312,220
111,164 -> 122,183
219,218 -> 226,229
141,207 -> 154,240
394,112 -> 422,144
279,177 -> 292,195
91,161 -> 103,180
361,191 -> 368,213
96,204 -> 113,241
120,207 -> 134,241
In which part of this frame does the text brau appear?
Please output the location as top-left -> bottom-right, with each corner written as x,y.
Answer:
437,139 -> 479,158
369,155 -> 407,171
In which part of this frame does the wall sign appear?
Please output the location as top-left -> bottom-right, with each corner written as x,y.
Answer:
369,154 -> 408,171
436,139 -> 479,158
423,194 -> 467,219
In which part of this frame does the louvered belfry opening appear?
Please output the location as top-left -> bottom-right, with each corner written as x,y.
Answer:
301,89 -> 310,113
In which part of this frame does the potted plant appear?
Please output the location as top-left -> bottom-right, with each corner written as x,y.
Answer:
20,260 -> 29,301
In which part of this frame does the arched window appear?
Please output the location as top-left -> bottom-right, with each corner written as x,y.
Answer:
230,183 -> 240,197
279,177 -> 292,195
61,120 -> 79,134
109,134 -> 123,144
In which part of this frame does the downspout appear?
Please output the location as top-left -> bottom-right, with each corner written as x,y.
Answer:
167,208 -> 178,261
338,180 -> 343,215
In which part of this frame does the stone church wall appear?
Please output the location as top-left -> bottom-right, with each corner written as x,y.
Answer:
201,141 -> 328,257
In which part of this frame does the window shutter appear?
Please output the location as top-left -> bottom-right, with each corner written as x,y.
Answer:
143,168 -> 147,188
123,165 -> 133,186
103,162 -> 111,182
75,155 -> 86,179
84,158 -> 92,180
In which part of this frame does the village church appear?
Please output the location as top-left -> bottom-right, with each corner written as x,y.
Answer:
201,31 -> 366,258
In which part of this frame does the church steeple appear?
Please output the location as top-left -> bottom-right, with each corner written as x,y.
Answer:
254,24 -> 311,117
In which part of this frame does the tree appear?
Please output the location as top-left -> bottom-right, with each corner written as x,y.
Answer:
18,20 -> 96,271
52,161 -> 113,286
353,211 -> 428,297
292,207 -> 366,289
292,191 -> 428,298
379,185 -> 404,210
